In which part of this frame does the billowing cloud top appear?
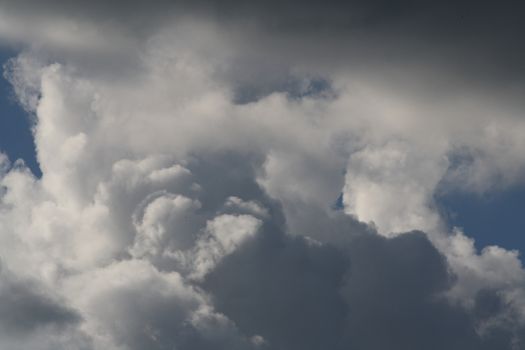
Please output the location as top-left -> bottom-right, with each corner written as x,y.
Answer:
1,1 -> 525,349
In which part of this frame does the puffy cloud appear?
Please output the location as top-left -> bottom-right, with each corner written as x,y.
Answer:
1,1 -> 525,349
0,261 -> 90,350
204,227 -> 525,349
343,140 -> 446,234
64,259 -> 259,350
188,214 -> 262,280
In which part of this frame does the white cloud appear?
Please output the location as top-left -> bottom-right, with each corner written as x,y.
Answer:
189,214 -> 262,280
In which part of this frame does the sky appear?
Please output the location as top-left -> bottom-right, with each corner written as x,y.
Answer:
438,186 -> 525,254
0,1 -> 525,349
0,50 -> 40,176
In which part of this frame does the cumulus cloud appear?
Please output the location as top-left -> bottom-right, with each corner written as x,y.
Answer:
0,259 -> 90,349
1,0 -> 525,349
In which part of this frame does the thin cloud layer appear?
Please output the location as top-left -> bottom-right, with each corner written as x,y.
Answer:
1,1 -> 525,349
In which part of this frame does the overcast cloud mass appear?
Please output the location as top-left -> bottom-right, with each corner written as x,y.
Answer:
0,0 -> 525,349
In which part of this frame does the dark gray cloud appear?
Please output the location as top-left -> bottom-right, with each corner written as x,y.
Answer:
203,228 -> 348,350
2,0 -> 523,66
2,0 -> 523,60
3,0 -> 523,101
0,262 -> 81,335
339,232 -> 476,349
203,222 -> 525,349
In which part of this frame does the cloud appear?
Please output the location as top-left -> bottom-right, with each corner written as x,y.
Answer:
2,0 -> 524,85
0,266 -> 79,331
204,226 -> 525,349
64,259 -> 259,350
1,1 -> 525,349
0,260 -> 90,349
